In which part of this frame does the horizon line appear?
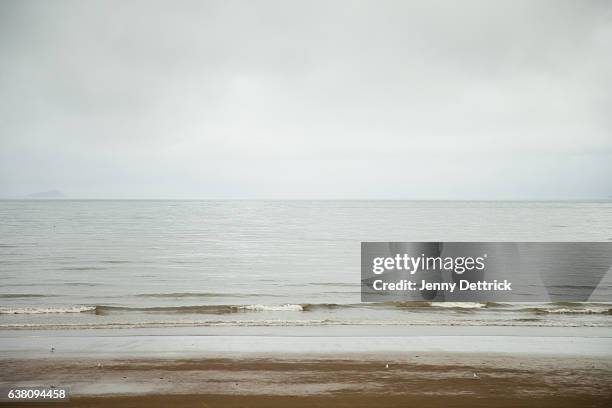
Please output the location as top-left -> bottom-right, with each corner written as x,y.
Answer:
1,198 -> 611,202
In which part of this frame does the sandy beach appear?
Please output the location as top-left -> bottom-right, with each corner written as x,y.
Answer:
2,354 -> 611,407
1,325 -> 611,406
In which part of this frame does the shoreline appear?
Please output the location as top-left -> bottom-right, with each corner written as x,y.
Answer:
2,331 -> 611,360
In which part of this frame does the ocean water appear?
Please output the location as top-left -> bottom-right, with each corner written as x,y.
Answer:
1,200 -> 611,331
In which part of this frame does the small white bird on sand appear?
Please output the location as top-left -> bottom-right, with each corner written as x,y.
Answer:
385,363 -> 389,369
473,372 -> 479,379
96,362 -> 103,369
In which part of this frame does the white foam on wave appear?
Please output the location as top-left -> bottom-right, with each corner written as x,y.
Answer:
430,302 -> 486,309
537,307 -> 610,315
240,304 -> 304,312
0,306 -> 96,314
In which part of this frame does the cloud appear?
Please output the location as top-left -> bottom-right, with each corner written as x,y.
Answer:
1,0 -> 611,198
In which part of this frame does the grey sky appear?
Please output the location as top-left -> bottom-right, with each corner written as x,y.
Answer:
1,0 -> 611,199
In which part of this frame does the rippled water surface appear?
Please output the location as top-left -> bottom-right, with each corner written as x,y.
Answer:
1,200 -> 611,329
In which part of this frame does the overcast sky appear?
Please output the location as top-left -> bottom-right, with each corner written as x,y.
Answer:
1,0 -> 611,199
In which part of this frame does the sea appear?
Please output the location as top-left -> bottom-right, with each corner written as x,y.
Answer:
1,200 -> 611,332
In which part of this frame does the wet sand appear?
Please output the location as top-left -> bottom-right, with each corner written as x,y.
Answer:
2,354 -> 611,407
48,393 -> 612,408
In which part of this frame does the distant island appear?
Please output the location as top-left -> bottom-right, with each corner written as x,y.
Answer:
25,190 -> 65,198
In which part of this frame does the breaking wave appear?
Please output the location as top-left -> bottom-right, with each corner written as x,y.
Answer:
0,306 -> 97,314
385,301 -> 508,310
2,302 -> 610,316
136,292 -> 284,299
241,304 -> 304,311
